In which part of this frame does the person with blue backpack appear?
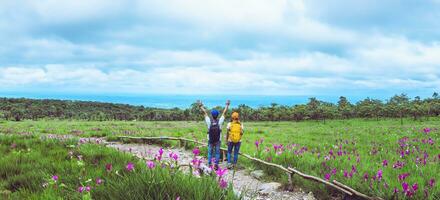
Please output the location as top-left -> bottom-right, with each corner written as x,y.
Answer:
198,100 -> 230,170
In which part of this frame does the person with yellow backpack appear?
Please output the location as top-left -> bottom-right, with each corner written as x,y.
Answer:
226,112 -> 244,169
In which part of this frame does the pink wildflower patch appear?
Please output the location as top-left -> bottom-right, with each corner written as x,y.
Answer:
219,178 -> 228,189
105,163 -> 113,172
147,161 -> 155,169
324,173 -> 331,181
126,162 -> 135,171
192,148 -> 200,156
382,159 -> 388,167
216,167 -> 228,178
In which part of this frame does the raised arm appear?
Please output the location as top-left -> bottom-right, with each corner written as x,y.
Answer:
222,100 -> 230,117
198,100 -> 209,117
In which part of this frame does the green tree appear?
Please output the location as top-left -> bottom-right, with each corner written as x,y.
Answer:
337,96 -> 353,119
190,102 -> 202,122
236,104 -> 252,121
292,105 -> 308,121
10,108 -> 24,121
307,97 -> 321,120
410,96 -> 423,121
388,94 -> 410,125
321,102 -> 338,123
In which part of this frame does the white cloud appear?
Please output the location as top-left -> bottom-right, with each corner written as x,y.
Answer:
2,0 -> 128,24
351,36 -> 440,78
0,67 -> 46,85
1,37 -> 439,95
133,0 -> 358,44
0,0 -> 440,97
138,0 -> 288,29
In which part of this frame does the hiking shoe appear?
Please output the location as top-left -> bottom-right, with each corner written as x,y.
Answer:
227,163 -> 233,169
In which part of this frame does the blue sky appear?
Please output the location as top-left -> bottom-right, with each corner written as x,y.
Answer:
1,0 -> 440,99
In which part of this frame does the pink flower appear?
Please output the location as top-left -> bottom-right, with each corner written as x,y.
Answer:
398,173 -> 410,182
126,162 -> 135,171
363,172 -> 369,181
158,148 -> 164,156
412,183 -> 418,192
393,160 -> 405,169
324,173 -> 331,181
382,160 -> 388,167
216,167 -> 228,178
219,178 -> 228,189
78,186 -> 85,193
402,182 -> 409,192
351,165 -> 357,173
423,127 -> 431,134
405,191 -> 414,197
52,175 -> 58,181
428,138 -> 434,145
85,186 -> 91,192
156,154 -> 162,161
273,144 -> 283,152
105,163 -> 113,172
192,148 -> 200,156
331,168 -> 337,175
393,187 -> 399,194
176,197 -> 180,200
96,178 -> 103,185
255,140 -> 260,149
343,170 -> 348,178
169,152 -> 179,161
172,153 -> 179,161
376,169 -> 383,181
429,178 -> 435,188
191,158 -> 202,168
147,161 -> 155,169
266,156 -> 272,162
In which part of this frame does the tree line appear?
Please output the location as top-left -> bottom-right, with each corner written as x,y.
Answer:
1,93 -> 440,122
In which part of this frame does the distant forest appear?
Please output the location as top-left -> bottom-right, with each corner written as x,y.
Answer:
1,93 -> 440,122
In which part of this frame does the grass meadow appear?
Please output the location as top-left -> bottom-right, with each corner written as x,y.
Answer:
0,118 -> 439,199
0,133 -> 237,200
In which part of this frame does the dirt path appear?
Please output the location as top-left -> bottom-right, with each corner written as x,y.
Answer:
43,134 -> 315,200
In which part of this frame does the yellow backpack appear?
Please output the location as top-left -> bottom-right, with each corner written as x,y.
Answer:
229,121 -> 242,143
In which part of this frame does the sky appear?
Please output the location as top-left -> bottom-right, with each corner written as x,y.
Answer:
1,0 -> 440,99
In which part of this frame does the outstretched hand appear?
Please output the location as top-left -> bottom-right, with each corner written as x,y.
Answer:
197,100 -> 204,107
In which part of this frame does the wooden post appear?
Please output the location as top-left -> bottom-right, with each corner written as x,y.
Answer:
287,172 -> 293,191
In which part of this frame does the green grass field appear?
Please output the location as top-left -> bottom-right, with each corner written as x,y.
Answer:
0,132 -> 237,199
1,118 -> 439,199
